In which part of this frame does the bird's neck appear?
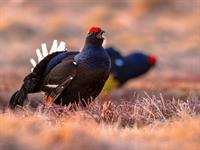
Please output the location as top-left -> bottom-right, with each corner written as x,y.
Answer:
83,42 -> 103,51
75,42 -> 104,62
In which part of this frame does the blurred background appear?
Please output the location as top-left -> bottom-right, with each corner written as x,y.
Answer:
0,0 -> 199,101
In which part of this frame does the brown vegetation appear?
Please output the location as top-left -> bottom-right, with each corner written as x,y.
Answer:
0,95 -> 200,150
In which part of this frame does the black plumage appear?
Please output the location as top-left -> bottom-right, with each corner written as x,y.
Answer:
9,27 -> 111,109
106,47 -> 157,86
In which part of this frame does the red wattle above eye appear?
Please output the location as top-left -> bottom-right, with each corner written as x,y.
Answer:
89,27 -> 101,33
147,56 -> 157,64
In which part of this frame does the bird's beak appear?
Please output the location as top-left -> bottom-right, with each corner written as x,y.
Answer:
97,30 -> 105,39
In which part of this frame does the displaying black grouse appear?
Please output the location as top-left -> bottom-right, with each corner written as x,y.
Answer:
106,47 -> 157,86
9,27 -> 111,109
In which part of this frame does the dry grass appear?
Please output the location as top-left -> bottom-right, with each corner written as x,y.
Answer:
2,113 -> 200,150
0,95 -> 199,150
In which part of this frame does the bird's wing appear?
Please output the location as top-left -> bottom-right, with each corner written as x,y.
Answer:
30,40 -> 67,71
41,58 -> 78,99
44,51 -> 79,75
44,70 -> 76,102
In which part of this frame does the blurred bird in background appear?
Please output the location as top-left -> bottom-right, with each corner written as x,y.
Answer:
9,27 -> 111,109
104,47 -> 157,90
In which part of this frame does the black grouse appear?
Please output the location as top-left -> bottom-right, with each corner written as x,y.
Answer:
9,27 -> 111,109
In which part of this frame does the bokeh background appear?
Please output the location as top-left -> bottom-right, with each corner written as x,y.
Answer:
0,0 -> 199,99
0,2 -> 200,149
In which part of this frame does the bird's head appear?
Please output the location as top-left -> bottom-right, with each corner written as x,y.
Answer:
127,52 -> 157,67
86,26 -> 105,46
125,52 -> 157,73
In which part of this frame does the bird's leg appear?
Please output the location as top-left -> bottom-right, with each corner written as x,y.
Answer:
46,95 -> 54,104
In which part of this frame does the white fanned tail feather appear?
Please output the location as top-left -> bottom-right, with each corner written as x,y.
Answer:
30,40 -> 67,71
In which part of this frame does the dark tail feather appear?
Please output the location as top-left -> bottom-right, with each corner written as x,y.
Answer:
9,91 -> 19,109
9,90 -> 27,109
